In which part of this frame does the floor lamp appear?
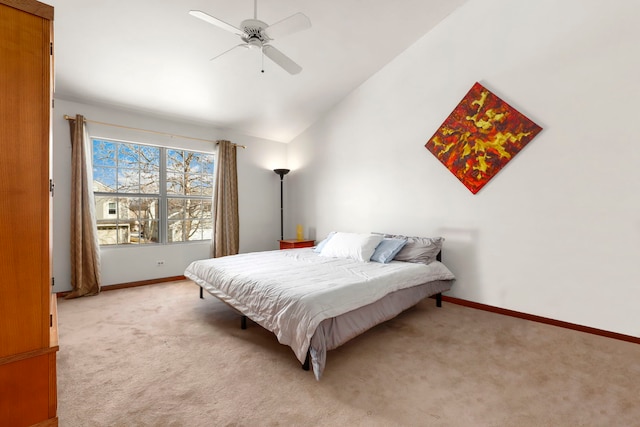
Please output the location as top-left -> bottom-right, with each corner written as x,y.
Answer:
273,168 -> 290,240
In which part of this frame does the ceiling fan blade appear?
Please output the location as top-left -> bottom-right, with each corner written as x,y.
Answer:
262,45 -> 302,75
210,44 -> 249,61
189,10 -> 246,36
264,12 -> 311,39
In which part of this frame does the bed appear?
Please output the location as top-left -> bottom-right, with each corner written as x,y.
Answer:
184,232 -> 455,379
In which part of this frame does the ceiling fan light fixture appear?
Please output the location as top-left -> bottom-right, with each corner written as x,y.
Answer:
247,38 -> 263,49
190,1 -> 311,75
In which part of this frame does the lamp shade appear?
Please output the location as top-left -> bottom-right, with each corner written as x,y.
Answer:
273,168 -> 290,178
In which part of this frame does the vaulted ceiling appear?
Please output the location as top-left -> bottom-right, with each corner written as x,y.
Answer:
47,0 -> 467,142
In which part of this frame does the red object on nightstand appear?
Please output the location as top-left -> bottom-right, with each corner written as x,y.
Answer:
279,239 -> 315,250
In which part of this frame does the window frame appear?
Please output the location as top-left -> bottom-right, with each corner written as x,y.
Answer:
91,137 -> 215,247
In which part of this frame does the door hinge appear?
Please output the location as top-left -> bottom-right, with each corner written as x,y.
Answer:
49,179 -> 54,196
52,277 -> 55,287
50,314 -> 53,327
50,42 -> 53,55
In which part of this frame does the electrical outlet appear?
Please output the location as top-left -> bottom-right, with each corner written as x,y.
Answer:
156,260 -> 165,266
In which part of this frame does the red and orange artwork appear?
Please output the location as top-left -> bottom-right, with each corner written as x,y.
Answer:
425,82 -> 542,194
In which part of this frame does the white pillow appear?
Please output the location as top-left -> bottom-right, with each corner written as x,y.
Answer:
319,232 -> 384,262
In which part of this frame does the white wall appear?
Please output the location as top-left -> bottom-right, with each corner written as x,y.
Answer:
53,98 -> 287,291
287,0 -> 640,337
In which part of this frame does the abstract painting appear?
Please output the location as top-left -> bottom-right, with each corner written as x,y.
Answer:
425,82 -> 542,194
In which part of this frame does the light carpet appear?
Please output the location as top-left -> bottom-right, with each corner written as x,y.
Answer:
56,280 -> 640,426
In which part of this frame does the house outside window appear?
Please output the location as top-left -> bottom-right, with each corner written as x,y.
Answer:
92,138 -> 214,245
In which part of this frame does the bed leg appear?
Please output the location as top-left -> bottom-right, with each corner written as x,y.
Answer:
436,293 -> 442,307
241,315 -> 247,330
302,350 -> 310,371
199,287 -> 203,299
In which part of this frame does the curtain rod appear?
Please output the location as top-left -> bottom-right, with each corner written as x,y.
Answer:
63,114 -> 247,149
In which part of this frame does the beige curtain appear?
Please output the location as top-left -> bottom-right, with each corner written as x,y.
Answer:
66,114 -> 101,298
211,140 -> 239,258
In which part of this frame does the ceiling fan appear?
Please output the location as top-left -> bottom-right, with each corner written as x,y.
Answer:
189,0 -> 311,75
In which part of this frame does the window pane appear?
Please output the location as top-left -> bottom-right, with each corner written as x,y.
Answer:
186,219 -> 206,241
167,149 -> 184,172
117,169 -> 139,193
93,140 -> 116,167
117,197 -> 131,220
168,198 -> 185,220
186,222 -> 202,241
168,220 -> 184,242
132,219 -> 159,244
200,219 -> 213,240
202,200 -> 212,218
201,154 -> 215,174
200,175 -> 213,196
118,143 -> 139,168
185,199 -> 213,242
142,197 -> 159,220
202,154 -> 213,175
185,175 -> 203,196
188,176 -> 211,196
189,153 -> 206,173
139,145 -> 160,170
184,199 -> 201,219
166,172 -> 184,195
93,167 -> 116,192
140,170 -> 159,193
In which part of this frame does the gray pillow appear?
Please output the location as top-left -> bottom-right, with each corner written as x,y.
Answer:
385,234 -> 443,264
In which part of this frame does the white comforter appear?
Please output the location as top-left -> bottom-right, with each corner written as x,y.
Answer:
184,248 -> 455,364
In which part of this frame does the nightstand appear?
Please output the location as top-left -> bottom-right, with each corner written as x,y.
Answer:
279,239 -> 315,250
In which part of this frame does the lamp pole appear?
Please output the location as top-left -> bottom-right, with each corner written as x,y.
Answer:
273,169 -> 290,240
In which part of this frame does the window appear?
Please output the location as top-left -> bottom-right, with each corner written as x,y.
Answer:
92,139 -> 214,246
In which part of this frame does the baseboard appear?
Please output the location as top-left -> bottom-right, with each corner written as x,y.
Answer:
439,295 -> 640,345
56,276 -> 186,298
